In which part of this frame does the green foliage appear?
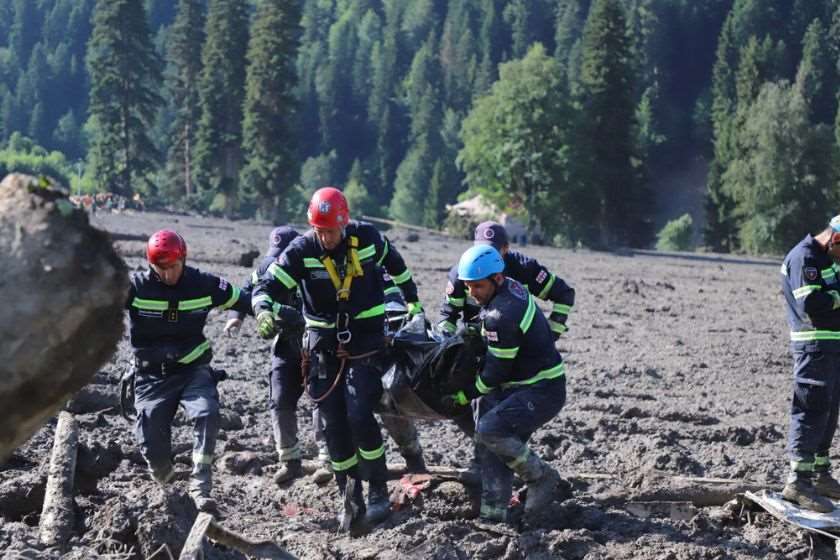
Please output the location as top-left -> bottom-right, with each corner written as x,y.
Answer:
656,213 -> 694,251
85,0 -> 162,197
0,132 -> 74,187
459,43 -> 576,240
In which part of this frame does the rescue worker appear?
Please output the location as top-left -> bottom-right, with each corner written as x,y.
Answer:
127,230 -> 250,513
226,228 -> 424,486
252,187 -> 425,529
446,245 -> 566,523
224,226 -> 311,484
780,215 -> 840,512
438,221 -> 575,339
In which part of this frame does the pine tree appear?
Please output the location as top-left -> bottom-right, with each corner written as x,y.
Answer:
164,0 -> 205,199
86,0 -> 162,196
240,0 -> 302,221
579,0 -> 648,246
193,0 -> 249,214
795,19 -> 836,125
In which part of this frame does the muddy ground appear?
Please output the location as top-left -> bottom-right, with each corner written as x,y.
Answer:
0,209 -> 829,559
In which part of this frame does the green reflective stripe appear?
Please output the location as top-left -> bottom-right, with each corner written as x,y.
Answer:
268,263 -> 297,289
178,296 -> 213,311
332,453 -> 359,472
305,317 -> 336,329
790,330 -> 840,341
357,244 -> 376,260
488,345 -> 519,359
791,460 -> 814,472
376,240 -> 389,266
519,296 -> 536,332
278,443 -> 301,461
553,303 -> 572,315
537,273 -> 556,299
252,294 -> 273,308
550,320 -> 568,334
475,375 -> 493,395
793,285 -> 822,299
384,286 -> 402,295
251,270 -> 260,283
219,285 -> 241,310
192,452 -> 213,466
506,448 -> 530,470
447,296 -> 465,307
392,269 -> 412,284
502,361 -> 566,389
177,340 -> 211,364
304,257 -> 325,268
815,455 -> 831,467
822,267 -> 836,281
355,304 -> 385,319
440,321 -> 456,334
131,298 -> 169,311
358,445 -> 385,461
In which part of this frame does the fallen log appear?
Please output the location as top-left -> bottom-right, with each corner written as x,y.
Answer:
39,412 -> 79,549
629,474 -> 768,507
0,173 -> 127,462
178,512 -> 295,560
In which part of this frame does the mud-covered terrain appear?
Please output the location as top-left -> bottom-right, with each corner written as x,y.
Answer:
0,210 -> 825,559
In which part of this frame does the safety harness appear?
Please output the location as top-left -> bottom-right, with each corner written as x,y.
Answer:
306,235 -> 379,402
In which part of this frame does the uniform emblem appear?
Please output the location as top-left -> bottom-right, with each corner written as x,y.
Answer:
536,270 -> 547,284
484,330 -> 499,342
483,228 -> 495,240
804,267 -> 819,281
318,201 -> 331,214
219,278 -> 228,291
446,281 -> 455,295
509,280 -> 527,300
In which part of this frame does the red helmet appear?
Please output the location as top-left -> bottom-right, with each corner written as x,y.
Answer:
307,187 -> 350,229
147,229 -> 187,266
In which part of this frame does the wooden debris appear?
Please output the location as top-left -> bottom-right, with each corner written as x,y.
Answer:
39,412 -> 79,549
178,512 -> 295,560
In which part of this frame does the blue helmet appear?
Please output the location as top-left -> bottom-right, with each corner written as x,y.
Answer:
457,245 -> 505,281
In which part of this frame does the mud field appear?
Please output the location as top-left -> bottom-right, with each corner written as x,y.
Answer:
0,210 -> 826,559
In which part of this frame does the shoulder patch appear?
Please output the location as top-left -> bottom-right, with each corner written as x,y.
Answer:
804,267 -> 819,281
509,280 -> 527,300
536,270 -> 548,284
219,278 -> 229,291
484,330 -> 498,342
446,281 -> 455,295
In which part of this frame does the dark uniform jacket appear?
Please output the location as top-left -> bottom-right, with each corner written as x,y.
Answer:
252,221 -> 419,354
440,250 -> 575,336
782,234 -> 840,352
127,265 -> 250,372
464,278 -> 565,399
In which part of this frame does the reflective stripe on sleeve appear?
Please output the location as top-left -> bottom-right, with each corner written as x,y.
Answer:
391,269 -> 412,284
793,285 -> 821,299
268,262 -> 297,289
537,273 -> 556,299
220,285 -> 241,310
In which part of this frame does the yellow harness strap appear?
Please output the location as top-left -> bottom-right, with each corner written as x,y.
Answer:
322,235 -> 363,302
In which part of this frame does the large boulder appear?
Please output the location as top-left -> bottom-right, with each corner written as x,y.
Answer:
0,174 -> 127,461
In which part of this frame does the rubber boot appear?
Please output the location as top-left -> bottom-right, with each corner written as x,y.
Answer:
274,459 -> 303,484
782,470 -> 834,513
513,453 -> 561,515
189,464 -> 218,514
813,466 -> 840,500
364,481 -> 391,525
337,475 -> 366,532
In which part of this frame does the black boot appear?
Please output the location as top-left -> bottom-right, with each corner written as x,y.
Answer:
364,481 -> 391,525
782,471 -> 834,513
274,459 -> 303,484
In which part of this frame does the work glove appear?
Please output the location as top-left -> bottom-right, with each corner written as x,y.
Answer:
407,301 -> 424,317
440,390 -> 469,409
436,320 -> 456,338
223,317 -> 242,337
256,311 -> 277,339
829,290 -> 840,310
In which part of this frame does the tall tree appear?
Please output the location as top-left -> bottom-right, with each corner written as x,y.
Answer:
240,0 -> 302,221
85,0 -> 162,196
795,19 -> 837,125
193,0 -> 249,214
579,0 -> 648,246
163,0 -> 205,199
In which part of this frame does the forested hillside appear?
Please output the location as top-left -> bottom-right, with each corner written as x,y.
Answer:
0,0 -> 838,251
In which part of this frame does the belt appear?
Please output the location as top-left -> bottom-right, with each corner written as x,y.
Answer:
134,357 -> 191,376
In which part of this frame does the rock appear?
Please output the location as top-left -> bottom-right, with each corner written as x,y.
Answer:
218,451 -> 263,475
0,174 -> 127,462
219,409 -> 244,431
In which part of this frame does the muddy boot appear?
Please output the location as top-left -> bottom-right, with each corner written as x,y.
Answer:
312,442 -> 333,484
338,476 -> 366,532
782,471 -> 834,513
364,481 -> 391,525
813,464 -> 840,500
513,453 -> 561,515
274,460 -> 303,484
150,463 -> 176,485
